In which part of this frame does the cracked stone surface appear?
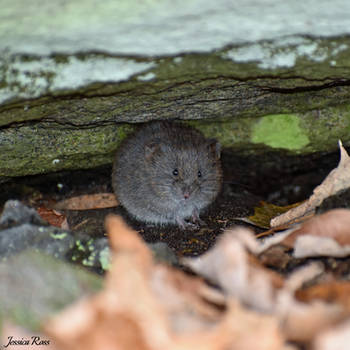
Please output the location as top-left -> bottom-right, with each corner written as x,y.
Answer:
2,0 -> 350,56
1,0 -> 350,177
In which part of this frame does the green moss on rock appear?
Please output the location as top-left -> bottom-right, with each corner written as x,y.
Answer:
190,104 -> 350,156
0,123 -> 135,177
251,114 -> 309,150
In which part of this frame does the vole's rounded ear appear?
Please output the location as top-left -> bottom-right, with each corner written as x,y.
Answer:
207,139 -> 221,160
145,142 -> 161,160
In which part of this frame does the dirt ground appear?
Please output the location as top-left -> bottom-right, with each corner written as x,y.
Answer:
0,149 -> 340,259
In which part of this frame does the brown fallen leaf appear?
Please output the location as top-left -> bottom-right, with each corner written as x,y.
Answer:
279,209 -> 350,258
259,245 -> 292,270
184,227 -> 284,312
282,209 -> 350,247
44,214 -> 350,349
271,140 -> 350,227
36,206 -> 68,229
280,299 -> 344,343
214,300 -> 283,350
294,236 -> 350,258
256,210 -> 314,238
183,226 -> 339,342
237,201 -> 303,229
54,193 -> 119,210
313,319 -> 350,350
296,281 -> 350,310
45,216 -> 284,350
276,263 -> 346,343
45,215 -> 172,350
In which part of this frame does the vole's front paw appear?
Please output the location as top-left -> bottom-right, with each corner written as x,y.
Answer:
191,209 -> 207,227
176,215 -> 206,230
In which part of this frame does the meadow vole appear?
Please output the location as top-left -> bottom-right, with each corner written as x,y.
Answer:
112,121 -> 222,229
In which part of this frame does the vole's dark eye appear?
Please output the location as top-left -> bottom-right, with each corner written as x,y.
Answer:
198,170 -> 202,178
173,168 -> 179,176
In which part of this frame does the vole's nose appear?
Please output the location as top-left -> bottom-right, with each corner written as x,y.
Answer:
183,192 -> 190,199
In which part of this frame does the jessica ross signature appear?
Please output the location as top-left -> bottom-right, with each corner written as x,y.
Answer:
3,336 -> 50,348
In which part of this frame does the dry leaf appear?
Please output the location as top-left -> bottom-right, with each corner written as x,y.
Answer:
46,216 -> 284,350
313,319 -> 350,350
256,210 -> 314,238
280,299 -> 344,342
296,281 -> 350,310
238,201 -> 303,229
36,206 -> 68,229
181,227 -> 343,344
271,141 -> 350,227
259,245 -> 293,270
45,216 -> 170,350
282,262 -> 324,292
54,193 -> 118,210
278,209 -> 350,258
214,300 -> 283,350
184,227 -> 284,312
294,236 -> 350,258
44,215 -> 350,349
282,209 -> 350,247
275,263 -> 345,342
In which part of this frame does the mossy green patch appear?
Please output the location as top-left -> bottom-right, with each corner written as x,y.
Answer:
99,247 -> 111,271
0,123 -> 135,177
251,114 -> 309,150
75,240 -> 86,252
83,251 -> 96,267
50,232 -> 68,240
